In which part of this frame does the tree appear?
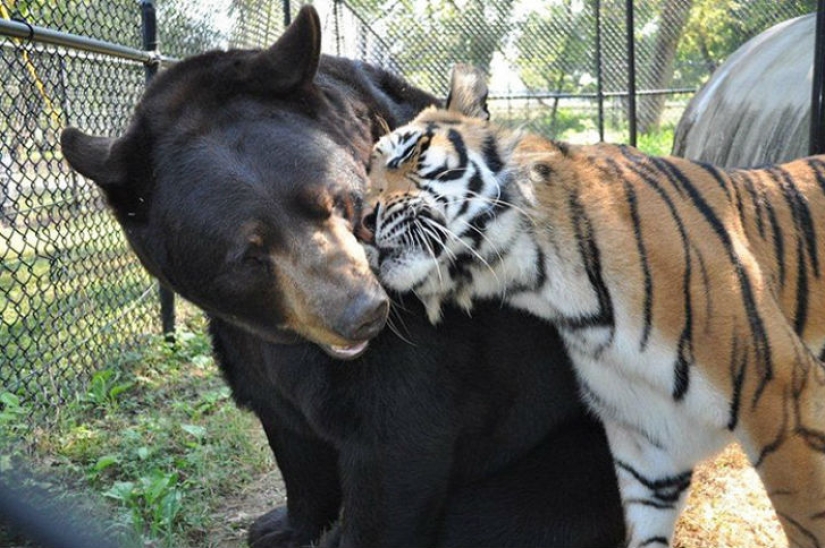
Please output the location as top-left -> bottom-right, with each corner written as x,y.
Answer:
346,0 -> 515,94
678,0 -> 817,86
158,0 -> 230,57
514,1 -> 597,135
636,0 -> 693,133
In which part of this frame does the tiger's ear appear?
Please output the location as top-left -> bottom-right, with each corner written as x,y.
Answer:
446,63 -> 490,121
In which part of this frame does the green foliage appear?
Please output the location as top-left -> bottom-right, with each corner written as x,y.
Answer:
157,0 -> 230,57
353,0 -> 515,93
2,310 -> 271,548
523,107 -> 593,140
0,392 -> 30,463
515,1 -> 596,96
677,0 -> 817,87
637,124 -> 676,157
511,0 -> 815,130
81,369 -> 134,411
103,470 -> 183,544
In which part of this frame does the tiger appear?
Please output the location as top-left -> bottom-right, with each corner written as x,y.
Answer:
361,63 -> 825,548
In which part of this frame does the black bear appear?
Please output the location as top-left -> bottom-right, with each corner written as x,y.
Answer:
60,6 -> 624,547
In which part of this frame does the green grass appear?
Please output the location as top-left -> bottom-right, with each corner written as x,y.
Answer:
490,103 -> 681,156
1,307 -> 273,548
2,181 -> 272,547
636,124 -> 677,157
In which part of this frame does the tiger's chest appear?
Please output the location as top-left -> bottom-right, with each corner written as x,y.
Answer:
565,328 -> 732,463
502,241 -> 734,462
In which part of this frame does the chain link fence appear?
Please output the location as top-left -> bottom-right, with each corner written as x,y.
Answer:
328,0 -> 816,144
0,0 -> 819,425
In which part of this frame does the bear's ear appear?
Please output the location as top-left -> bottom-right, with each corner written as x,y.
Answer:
60,127 -> 125,187
445,63 -> 489,121
61,118 -> 154,221
248,5 -> 322,93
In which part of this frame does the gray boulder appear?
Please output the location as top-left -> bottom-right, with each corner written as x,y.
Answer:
673,14 -> 814,168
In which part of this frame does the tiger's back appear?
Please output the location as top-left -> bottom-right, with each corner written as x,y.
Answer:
519,136 -> 825,362
524,137 -> 825,548
365,65 -> 825,548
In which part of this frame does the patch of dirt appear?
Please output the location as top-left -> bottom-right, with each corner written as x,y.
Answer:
214,440 -> 786,548
675,443 -> 787,548
211,426 -> 287,548
212,470 -> 287,548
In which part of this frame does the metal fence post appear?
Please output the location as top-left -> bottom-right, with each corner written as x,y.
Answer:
283,0 -> 291,27
626,0 -> 637,147
595,0 -> 604,142
141,0 -> 158,80
810,0 -> 825,155
140,0 -> 175,340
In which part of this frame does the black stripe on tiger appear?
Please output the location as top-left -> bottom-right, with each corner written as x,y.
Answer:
771,166 -> 820,277
619,154 -> 696,399
761,179 -> 787,287
387,130 -> 424,169
810,158 -> 825,197
732,170 -> 767,239
653,158 -> 701,400
419,128 -> 468,181
455,166 -> 484,219
599,156 -> 658,349
441,192 -> 513,287
482,134 -> 504,173
778,512 -> 824,548
728,326 -> 747,431
614,460 -> 693,505
793,336 -> 825,453
794,236 -> 810,336
625,498 -> 675,510
465,192 -> 509,246
754,390 -> 790,468
797,422 -> 825,454
695,161 -> 732,202
638,537 -> 670,547
666,160 -> 774,408
769,167 -> 819,336
559,186 -> 615,334
621,177 -> 653,350
552,139 -> 570,157
730,169 -> 786,286
447,258 -> 473,287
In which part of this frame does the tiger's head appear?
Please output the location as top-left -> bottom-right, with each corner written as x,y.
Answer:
363,64 -> 530,322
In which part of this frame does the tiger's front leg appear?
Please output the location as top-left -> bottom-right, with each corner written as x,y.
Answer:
602,419 -> 694,548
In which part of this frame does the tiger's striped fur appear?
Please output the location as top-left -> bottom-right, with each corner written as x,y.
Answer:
364,65 -> 825,548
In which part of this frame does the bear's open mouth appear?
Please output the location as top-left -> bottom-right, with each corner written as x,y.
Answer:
321,340 -> 370,361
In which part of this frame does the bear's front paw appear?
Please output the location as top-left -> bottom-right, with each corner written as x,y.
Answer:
248,506 -> 315,548
315,522 -> 342,548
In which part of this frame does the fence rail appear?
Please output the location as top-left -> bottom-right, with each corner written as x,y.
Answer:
0,17 -> 169,65
1,0 -> 822,423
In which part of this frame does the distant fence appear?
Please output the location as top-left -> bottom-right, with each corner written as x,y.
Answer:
0,0 -> 820,423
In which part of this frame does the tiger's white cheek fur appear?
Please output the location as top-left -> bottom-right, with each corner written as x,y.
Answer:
378,250 -> 441,293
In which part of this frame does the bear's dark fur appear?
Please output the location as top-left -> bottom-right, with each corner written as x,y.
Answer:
60,6 -> 624,547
